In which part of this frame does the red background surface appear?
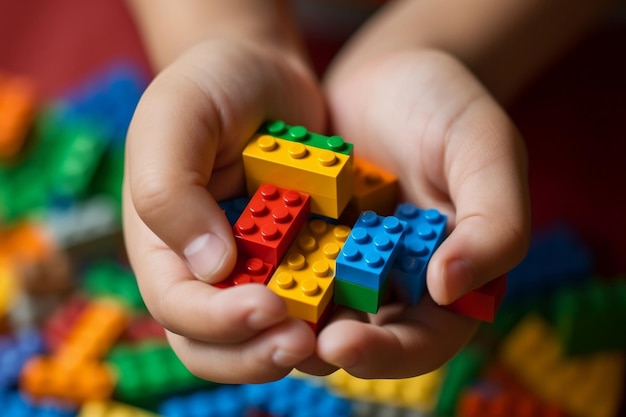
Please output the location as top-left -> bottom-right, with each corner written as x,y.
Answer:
1,0 -> 625,274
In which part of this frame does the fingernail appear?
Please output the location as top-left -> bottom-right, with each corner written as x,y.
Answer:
184,233 -> 227,282
446,259 -> 474,302
272,349 -> 303,367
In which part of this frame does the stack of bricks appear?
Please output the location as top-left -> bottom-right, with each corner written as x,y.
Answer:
222,119 -> 507,330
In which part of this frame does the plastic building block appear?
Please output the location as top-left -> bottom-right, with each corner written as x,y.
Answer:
218,196 -> 250,226
78,400 -> 159,417
499,314 -> 625,417
0,389 -> 77,417
325,367 -> 443,412
333,277 -> 390,314
106,342 -> 218,406
505,224 -> 593,303
81,260 -> 145,311
55,299 -> 127,364
443,275 -> 507,322
242,376 -> 352,417
0,329 -> 45,388
42,295 -> 89,351
0,259 -> 18,318
121,315 -> 166,343
307,299 -> 335,333
391,203 -> 447,305
21,356 -> 116,404
242,135 -> 353,219
335,211 -> 406,290
0,71 -> 38,159
267,219 -> 351,322
259,120 -> 353,155
434,346 -> 488,417
215,256 -> 274,289
340,156 -> 400,224
159,386 -> 247,417
552,277 -> 626,355
234,184 -> 310,266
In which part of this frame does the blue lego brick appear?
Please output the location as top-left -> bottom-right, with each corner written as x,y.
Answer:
505,224 -> 593,304
60,62 -> 148,144
0,329 -> 45,389
218,196 -> 250,227
335,211 -> 406,290
0,389 -> 77,417
243,376 -> 352,417
159,386 -> 247,417
391,203 -> 447,305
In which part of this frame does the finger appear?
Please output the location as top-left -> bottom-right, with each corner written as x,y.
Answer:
167,318 -> 316,384
316,297 -> 479,378
125,41 -> 324,283
428,97 -> 531,305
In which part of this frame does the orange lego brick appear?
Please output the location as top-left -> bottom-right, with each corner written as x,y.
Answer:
340,156 -> 400,224
499,315 -> 625,417
21,356 -> 115,404
55,299 -> 128,365
0,72 -> 37,158
0,258 -> 18,318
267,219 -> 351,323
242,135 -> 354,219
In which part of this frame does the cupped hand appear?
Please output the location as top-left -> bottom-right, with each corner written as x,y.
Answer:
123,38 -> 326,383
298,49 -> 531,378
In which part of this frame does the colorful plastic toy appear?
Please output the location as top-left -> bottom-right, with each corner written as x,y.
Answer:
443,274 -> 507,322
259,120 -> 353,155
215,256 -> 275,289
0,71 -> 38,159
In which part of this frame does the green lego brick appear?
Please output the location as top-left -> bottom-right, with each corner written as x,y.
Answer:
260,120 -> 353,155
552,277 -> 626,355
334,278 -> 389,314
107,342 -> 219,408
435,346 -> 488,417
89,144 -> 125,215
82,260 -> 146,311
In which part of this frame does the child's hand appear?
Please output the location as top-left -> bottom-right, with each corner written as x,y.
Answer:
122,38 -> 326,383
297,49 -> 531,378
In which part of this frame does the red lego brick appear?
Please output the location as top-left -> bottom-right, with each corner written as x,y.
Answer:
215,257 -> 275,289
122,315 -> 166,343
42,295 -> 89,351
234,184 -> 310,266
443,274 -> 507,322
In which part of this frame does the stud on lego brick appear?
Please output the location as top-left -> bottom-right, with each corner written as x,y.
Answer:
443,274 -> 507,322
234,184 -> 310,266
391,203 -> 447,305
242,135 -> 353,219
267,219 -> 351,322
260,120 -> 353,155
215,256 -> 274,289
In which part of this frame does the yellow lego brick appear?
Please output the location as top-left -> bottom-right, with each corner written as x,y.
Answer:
499,314 -> 625,417
325,368 -> 443,412
267,219 -> 351,322
0,258 -> 18,316
79,401 -> 160,417
243,134 -> 354,219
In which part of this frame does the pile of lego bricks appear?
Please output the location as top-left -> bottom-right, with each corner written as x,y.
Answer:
1,63 -> 626,417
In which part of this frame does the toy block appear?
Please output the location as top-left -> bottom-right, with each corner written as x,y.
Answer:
325,367 -> 443,412
0,328 -> 45,388
218,196 -> 250,226
159,386 -> 248,417
505,224 -> 593,303
434,346 -> 488,417
0,389 -> 77,417
21,357 -> 116,404
234,184 -> 310,266
443,275 -> 507,322
259,120 -> 353,155
55,299 -> 128,365
340,156 -> 400,224
42,295 -> 89,351
81,260 -> 145,311
78,400 -> 159,417
391,203 -> 447,305
0,258 -> 18,319
307,299 -> 335,333
333,277 -> 390,314
499,315 -> 625,417
242,376 -> 353,417
122,315 -> 166,343
0,71 -> 38,159
335,211 -> 406,290
552,277 -> 626,355
267,219 -> 351,322
242,135 -> 353,219
215,256 -> 274,289
106,342 -> 219,406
